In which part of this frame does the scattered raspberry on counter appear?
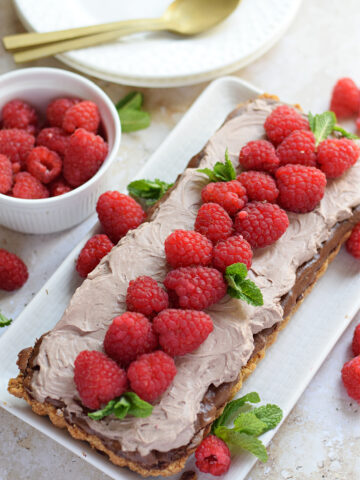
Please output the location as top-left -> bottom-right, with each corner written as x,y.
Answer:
126,276 -> 169,318
74,350 -> 128,410
195,435 -> 231,476
62,100 -> 100,134
317,138 -> 359,178
0,248 -> 28,291
104,312 -> 158,367
341,356 -> 360,403
212,235 -> 253,272
12,171 -> 49,199
201,180 -> 247,215
264,105 -> 310,146
164,266 -> 227,310
237,170 -> 279,203
153,309 -> 213,357
76,234 -> 114,278
235,201 -> 289,248
26,146 -> 62,184
330,77 -> 360,119
36,127 -> 69,157
346,222 -> 360,259
0,154 -> 13,194
127,351 -> 176,403
96,191 -> 145,244
275,164 -> 327,213
2,99 -> 38,134
239,139 -> 279,173
46,97 -> 79,128
276,130 -> 317,167
352,324 -> 360,357
195,203 -> 233,244
165,230 -> 213,268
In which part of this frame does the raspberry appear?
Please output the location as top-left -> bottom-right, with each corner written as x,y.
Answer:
235,202 -> 289,248
201,180 -> 247,215
26,146 -> 62,184
352,324 -> 360,357
36,127 -> 69,156
276,130 -> 316,167
0,248 -> 28,291
74,350 -> 128,410
341,356 -> 360,403
0,128 -> 35,168
212,235 -> 253,272
96,191 -> 145,244
104,312 -> 157,367
49,177 -> 72,196
164,266 -> 227,310
237,171 -> 279,203
0,154 -> 13,194
165,230 -> 213,268
357,116 -> 360,132
195,203 -> 233,244
46,97 -> 79,128
195,435 -> 231,476
63,128 -> 108,187
330,78 -> 360,119
275,164 -> 327,213
76,234 -> 114,278
126,276 -> 169,317
239,140 -> 280,173
346,222 -> 360,259
153,309 -> 213,357
2,99 -> 38,134
12,172 -> 49,199
63,100 -> 100,134
127,351 -> 176,403
317,138 -> 359,178
264,105 -> 310,146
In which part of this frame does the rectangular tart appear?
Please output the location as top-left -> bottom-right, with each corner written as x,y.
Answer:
9,95 -> 360,477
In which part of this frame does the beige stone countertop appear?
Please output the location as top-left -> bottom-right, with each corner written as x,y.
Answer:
1,0 -> 360,478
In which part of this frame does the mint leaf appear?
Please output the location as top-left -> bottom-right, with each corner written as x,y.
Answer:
225,263 -> 263,306
127,178 -> 173,206
252,404 -> 283,433
233,411 -> 267,436
116,92 -> 143,111
309,111 -> 336,146
88,393 -> 153,421
333,125 -> 360,140
215,427 -> 268,463
0,312 -> 12,328
211,392 -> 260,433
118,108 -> 150,133
198,148 -> 236,182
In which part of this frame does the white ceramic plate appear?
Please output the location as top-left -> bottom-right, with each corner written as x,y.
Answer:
1,77 -> 360,480
13,0 -> 302,87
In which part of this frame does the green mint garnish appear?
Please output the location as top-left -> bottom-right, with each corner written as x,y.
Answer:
212,392 -> 283,463
198,148 -> 236,182
225,263 -> 263,306
308,111 -> 359,145
116,92 -> 150,133
0,312 -> 12,328
127,178 -> 173,206
88,392 -> 153,421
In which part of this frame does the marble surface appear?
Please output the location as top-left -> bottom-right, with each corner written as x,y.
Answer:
0,0 -> 360,478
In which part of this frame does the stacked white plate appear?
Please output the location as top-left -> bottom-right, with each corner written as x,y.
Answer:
13,0 -> 302,87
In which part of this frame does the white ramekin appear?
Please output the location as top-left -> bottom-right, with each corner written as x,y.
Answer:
0,67 -> 121,234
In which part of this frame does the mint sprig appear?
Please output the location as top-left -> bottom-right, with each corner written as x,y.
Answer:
198,148 -> 236,182
308,111 -> 359,145
88,392 -> 153,421
116,92 -> 151,133
127,178 -> 173,206
0,312 -> 12,328
225,263 -> 263,306
212,392 -> 283,463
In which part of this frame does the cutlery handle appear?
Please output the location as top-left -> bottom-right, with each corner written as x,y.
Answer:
12,21 -> 166,63
4,17 -> 165,50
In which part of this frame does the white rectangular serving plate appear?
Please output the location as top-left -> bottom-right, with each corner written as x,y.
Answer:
1,76 -> 360,480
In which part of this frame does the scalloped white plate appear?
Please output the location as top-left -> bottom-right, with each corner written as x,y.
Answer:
13,0 -> 302,87
1,77 -> 360,480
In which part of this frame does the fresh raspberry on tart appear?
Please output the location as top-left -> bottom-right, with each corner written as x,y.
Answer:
212,235 -> 253,272
264,105 -> 310,146
239,139 -> 280,173
346,222 -> 360,259
126,276 -> 169,318
317,138 -> 359,178
276,130 -> 317,167
165,229 -> 213,268
201,180 -> 247,215
237,171 -> 279,203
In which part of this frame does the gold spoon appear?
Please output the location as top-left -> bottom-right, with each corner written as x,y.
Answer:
4,0 -> 240,63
